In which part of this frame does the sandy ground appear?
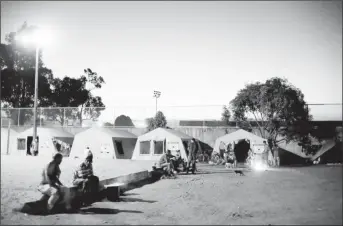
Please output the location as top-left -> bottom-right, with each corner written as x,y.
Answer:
1,158 -> 342,225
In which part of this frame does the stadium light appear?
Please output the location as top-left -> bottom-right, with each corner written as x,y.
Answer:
153,90 -> 161,115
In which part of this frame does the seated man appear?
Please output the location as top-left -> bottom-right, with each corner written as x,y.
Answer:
72,149 -> 99,205
38,153 -> 71,213
171,150 -> 184,173
156,150 -> 176,176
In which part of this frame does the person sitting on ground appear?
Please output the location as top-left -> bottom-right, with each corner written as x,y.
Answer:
157,150 -> 176,176
171,150 -> 184,173
38,153 -> 71,213
72,148 -> 100,205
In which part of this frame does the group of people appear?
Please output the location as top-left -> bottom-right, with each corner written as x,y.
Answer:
38,147 -> 99,213
156,138 -> 199,177
218,139 -> 280,168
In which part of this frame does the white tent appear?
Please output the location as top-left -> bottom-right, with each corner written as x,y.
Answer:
213,129 -> 267,154
277,140 -> 312,159
16,127 -> 74,156
70,127 -> 137,159
131,128 -> 200,161
310,139 -> 337,161
1,128 -> 19,155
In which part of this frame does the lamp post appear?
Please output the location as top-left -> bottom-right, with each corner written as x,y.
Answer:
15,27 -> 52,146
32,46 -> 39,143
153,90 -> 161,115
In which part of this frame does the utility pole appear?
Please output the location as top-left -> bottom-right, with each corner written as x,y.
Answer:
153,90 -> 161,115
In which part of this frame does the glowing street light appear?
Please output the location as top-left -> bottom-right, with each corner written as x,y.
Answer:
15,27 -> 53,151
153,90 -> 161,115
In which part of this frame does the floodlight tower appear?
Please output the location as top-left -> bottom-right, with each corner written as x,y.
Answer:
153,90 -> 161,115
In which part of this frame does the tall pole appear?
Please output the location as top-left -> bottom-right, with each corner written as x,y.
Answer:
153,90 -> 161,116
33,47 -> 39,142
6,121 -> 11,155
155,97 -> 157,115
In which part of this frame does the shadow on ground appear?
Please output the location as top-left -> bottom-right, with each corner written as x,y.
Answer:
79,207 -> 143,215
119,197 -> 156,203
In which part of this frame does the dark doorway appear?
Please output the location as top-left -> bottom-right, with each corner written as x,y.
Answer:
233,139 -> 250,163
183,141 -> 189,156
26,136 -> 39,156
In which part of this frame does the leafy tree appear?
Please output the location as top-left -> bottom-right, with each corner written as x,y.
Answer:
230,77 -> 315,150
0,22 -> 54,125
221,105 -> 231,134
115,115 -> 135,127
146,111 -> 167,131
46,69 -> 105,126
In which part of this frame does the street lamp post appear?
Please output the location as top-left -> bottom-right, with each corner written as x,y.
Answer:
16,26 -> 53,149
32,46 -> 39,143
153,90 -> 161,115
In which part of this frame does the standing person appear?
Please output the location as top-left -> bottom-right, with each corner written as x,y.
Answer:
186,138 -> 198,174
30,138 -> 39,156
263,141 -> 270,165
219,141 -> 226,160
225,143 -> 237,168
272,142 -> 280,167
38,153 -> 70,213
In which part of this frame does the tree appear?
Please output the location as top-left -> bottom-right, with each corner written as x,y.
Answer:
146,111 -> 167,131
221,105 -> 231,134
1,22 -> 54,125
230,77 -> 315,150
115,115 -> 135,127
46,69 -> 105,126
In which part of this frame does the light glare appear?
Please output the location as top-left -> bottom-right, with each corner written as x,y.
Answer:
16,27 -> 53,48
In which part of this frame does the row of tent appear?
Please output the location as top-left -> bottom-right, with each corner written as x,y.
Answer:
0,127 -> 200,161
1,127 -> 341,164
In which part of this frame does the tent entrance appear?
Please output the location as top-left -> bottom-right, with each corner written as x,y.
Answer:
26,136 -> 39,155
234,139 -> 250,163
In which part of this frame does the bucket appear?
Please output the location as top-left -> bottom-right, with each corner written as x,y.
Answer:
105,183 -> 124,202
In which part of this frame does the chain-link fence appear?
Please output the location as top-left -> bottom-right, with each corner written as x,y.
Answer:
0,104 -> 341,128
0,105 -> 227,128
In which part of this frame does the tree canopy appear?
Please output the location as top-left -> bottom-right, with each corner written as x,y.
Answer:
1,22 -> 106,126
45,68 -> 105,126
230,77 -> 315,152
0,22 -> 54,125
146,111 -> 168,131
115,115 -> 135,127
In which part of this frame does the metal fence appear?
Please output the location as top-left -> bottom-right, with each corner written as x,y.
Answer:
0,104 -> 342,128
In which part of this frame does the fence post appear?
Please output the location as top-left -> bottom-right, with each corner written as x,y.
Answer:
64,108 -> 66,127
17,108 -> 20,126
113,107 -> 116,128
6,121 -> 11,155
40,108 -> 42,127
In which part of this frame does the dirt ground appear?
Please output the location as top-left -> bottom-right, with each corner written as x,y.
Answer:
1,162 -> 342,225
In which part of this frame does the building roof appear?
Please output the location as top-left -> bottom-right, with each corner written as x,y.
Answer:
217,129 -> 267,144
92,127 -> 137,139
139,128 -> 193,141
